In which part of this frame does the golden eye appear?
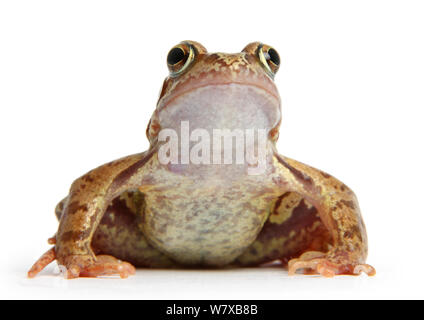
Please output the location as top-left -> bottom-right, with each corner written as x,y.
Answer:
167,42 -> 195,77
257,44 -> 280,77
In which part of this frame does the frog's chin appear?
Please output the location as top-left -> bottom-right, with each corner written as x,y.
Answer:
157,83 -> 281,133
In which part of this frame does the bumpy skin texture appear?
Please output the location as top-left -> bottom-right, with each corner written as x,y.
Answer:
28,41 -> 375,278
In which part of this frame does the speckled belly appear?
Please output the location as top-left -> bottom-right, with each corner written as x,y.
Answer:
140,185 -> 274,266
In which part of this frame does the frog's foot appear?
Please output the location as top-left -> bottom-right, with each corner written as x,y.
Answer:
287,251 -> 376,277
28,249 -> 136,279
28,237 -> 58,278
47,236 -> 56,245
28,247 -> 56,278
58,254 -> 136,279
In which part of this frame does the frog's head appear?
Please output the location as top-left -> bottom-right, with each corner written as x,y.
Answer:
147,41 -> 282,145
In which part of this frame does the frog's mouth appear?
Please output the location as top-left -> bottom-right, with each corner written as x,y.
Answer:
157,83 -> 281,133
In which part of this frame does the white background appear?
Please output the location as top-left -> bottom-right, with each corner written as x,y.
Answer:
1,0 -> 423,300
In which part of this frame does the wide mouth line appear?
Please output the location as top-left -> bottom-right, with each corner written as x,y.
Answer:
157,82 -> 280,111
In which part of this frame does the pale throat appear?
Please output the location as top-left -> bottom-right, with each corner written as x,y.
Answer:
155,83 -> 280,177
158,83 -> 281,133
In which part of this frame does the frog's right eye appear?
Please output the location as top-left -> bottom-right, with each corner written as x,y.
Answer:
167,43 -> 195,77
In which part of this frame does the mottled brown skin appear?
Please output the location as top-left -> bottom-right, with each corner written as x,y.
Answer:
28,41 -> 375,278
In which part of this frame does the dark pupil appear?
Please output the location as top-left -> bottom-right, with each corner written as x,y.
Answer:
167,47 -> 186,65
267,48 -> 280,66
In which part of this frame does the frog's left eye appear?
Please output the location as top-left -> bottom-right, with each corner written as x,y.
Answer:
257,44 -> 280,78
167,43 -> 195,77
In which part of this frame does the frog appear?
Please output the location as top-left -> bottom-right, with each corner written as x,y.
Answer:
28,41 -> 375,279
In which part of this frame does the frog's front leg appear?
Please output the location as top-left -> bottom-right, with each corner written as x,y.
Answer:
273,154 -> 376,277
28,149 -> 156,279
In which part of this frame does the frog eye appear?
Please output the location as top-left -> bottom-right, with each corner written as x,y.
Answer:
167,42 -> 195,77
257,44 -> 280,78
